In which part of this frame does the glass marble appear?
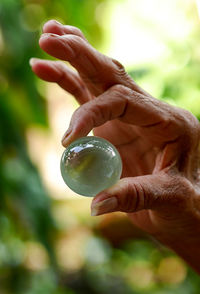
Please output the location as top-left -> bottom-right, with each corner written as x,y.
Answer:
60,136 -> 122,197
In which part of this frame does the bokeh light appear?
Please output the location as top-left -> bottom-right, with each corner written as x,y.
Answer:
157,256 -> 187,285
55,227 -> 91,272
24,241 -> 49,271
126,262 -> 155,289
20,4 -> 46,32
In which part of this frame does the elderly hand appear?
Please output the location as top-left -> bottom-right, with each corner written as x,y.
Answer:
30,20 -> 200,273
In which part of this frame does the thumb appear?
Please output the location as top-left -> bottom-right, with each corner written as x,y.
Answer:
91,172 -> 182,216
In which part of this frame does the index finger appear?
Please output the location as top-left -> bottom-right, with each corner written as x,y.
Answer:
62,84 -> 190,147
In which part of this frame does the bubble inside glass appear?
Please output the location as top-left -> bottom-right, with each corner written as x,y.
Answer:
60,136 -> 122,197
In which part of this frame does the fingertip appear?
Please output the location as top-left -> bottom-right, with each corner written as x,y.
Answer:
91,180 -> 124,207
39,34 -> 48,48
91,196 -> 118,216
42,19 -> 62,33
61,130 -> 78,148
29,58 -> 46,74
61,136 -> 71,148
29,57 -> 63,82
29,57 -> 47,66
39,33 -> 55,51
29,58 -> 38,67
39,33 -> 73,61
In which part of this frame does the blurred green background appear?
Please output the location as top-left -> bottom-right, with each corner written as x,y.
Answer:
1,0 -> 200,293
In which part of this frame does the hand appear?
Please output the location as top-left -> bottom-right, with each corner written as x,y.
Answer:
30,20 -> 200,273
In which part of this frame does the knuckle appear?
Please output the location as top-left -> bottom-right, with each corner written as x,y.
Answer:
112,58 -> 126,73
178,176 -> 194,197
77,28 -> 85,38
72,27 -> 83,35
183,109 -> 199,127
177,109 -> 199,134
111,84 -> 130,97
61,34 -> 84,58
65,34 -> 84,45
71,83 -> 87,99
119,181 -> 145,212
119,182 -> 135,212
71,27 -> 85,39
63,25 -> 84,37
167,175 -> 194,205
90,101 -> 110,125
77,101 -> 105,128
134,183 -> 146,210
167,108 -> 200,146
111,58 -> 131,80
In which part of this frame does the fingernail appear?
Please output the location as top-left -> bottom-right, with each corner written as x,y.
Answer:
40,33 -> 58,39
62,129 -> 71,141
91,197 -> 118,216
61,129 -> 73,146
53,20 -> 62,25
29,58 -> 38,67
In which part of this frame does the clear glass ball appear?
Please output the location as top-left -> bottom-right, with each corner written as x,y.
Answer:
60,136 -> 122,197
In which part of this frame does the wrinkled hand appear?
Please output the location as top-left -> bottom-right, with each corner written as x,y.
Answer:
31,20 -> 200,272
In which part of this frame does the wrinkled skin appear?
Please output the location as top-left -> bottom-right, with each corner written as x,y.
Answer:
31,20 -> 200,273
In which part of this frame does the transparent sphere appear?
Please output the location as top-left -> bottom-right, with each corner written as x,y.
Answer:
60,136 -> 122,197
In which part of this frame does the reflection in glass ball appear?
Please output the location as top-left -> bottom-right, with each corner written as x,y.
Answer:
60,136 -> 122,197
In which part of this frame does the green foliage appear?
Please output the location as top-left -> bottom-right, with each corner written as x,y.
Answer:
0,0 -> 200,293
